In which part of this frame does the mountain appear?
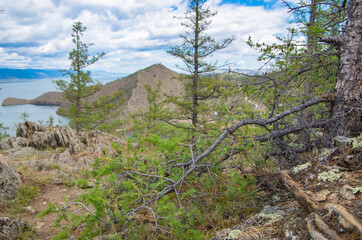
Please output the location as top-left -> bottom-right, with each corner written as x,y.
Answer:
0,68 -> 126,83
0,69 -> 63,82
2,64 -> 183,117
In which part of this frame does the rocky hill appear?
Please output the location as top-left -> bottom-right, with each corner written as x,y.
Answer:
2,64 -> 183,117
2,92 -> 66,107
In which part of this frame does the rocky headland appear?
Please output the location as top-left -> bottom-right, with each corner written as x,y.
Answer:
1,64 -> 184,117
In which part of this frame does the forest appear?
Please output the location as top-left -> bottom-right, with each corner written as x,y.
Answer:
0,0 -> 361,239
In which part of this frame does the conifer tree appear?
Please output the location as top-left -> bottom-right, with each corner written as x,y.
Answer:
55,22 -> 107,133
168,0 -> 233,129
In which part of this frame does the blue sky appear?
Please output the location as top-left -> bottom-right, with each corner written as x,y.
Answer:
0,0 -> 293,74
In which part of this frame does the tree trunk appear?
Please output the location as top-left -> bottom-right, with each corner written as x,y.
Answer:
334,0 -> 362,136
322,0 -> 362,137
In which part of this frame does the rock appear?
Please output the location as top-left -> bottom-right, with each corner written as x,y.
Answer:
337,154 -> 361,170
328,192 -> 339,201
24,206 -> 36,214
0,139 -> 11,150
334,134 -> 362,149
42,126 -> 83,153
256,205 -> 285,224
212,228 -> 231,240
313,189 -> 331,202
16,121 -> 46,138
50,149 -> 73,166
0,154 -> 21,201
340,185 -> 356,200
0,217 -> 26,240
334,136 -> 353,147
228,229 -> 243,239
7,137 -> 28,148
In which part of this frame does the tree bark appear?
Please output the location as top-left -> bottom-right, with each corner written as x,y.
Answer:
332,0 -> 362,136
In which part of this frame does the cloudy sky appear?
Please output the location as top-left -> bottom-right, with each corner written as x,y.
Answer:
0,0 -> 293,74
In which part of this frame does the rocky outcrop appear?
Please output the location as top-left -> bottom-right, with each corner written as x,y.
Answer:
0,217 -> 26,240
1,121 -> 124,168
0,154 -> 21,201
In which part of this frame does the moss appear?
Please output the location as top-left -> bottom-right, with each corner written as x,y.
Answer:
318,169 -> 342,182
292,162 -> 311,174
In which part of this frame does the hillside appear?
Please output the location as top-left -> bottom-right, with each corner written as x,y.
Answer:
1,64 -> 183,116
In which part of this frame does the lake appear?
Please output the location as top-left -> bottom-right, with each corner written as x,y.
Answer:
0,76 -> 120,136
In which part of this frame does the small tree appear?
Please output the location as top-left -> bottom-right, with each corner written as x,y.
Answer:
55,22 -> 105,133
168,0 -> 233,129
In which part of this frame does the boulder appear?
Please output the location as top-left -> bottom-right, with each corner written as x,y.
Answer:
16,121 -> 46,138
0,154 -> 20,201
41,126 -> 84,153
0,217 -> 26,240
0,139 -> 11,150
7,137 -> 28,148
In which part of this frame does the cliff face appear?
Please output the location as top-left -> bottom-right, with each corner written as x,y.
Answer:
1,64 -> 184,117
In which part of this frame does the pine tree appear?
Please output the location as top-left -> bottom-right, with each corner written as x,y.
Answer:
55,22 -> 105,133
168,0 -> 233,129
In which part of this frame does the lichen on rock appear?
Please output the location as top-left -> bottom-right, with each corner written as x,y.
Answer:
318,169 -> 342,182
292,162 -> 311,174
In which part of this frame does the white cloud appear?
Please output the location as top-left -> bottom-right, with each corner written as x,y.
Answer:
0,0 -> 291,73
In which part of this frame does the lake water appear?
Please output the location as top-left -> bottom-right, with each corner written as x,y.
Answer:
0,76 -> 120,136
0,78 -> 69,136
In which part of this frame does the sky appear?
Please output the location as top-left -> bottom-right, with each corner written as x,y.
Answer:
0,0 -> 294,74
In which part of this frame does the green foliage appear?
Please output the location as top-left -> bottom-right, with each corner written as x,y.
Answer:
55,22 -> 123,133
0,122 -> 9,140
19,111 -> 29,122
46,115 -> 55,127
244,0 -> 348,154
41,129 -> 264,239
11,182 -> 39,215
167,0 -> 233,128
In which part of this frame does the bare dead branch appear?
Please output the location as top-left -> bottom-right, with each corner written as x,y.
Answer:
280,170 -> 319,212
314,213 -> 342,240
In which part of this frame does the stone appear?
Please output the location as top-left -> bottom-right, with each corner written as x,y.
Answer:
16,121 -> 46,138
212,228 -> 231,240
313,189 -> 331,202
50,149 -> 73,166
7,137 -> 27,148
228,229 -> 243,239
328,192 -> 339,201
334,136 -> 353,147
24,206 -> 36,214
0,154 -> 21,201
0,217 -> 26,240
256,205 -> 285,224
0,139 -> 11,150
340,185 -> 356,200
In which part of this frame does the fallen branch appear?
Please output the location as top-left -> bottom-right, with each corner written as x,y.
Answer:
170,95 -> 334,168
307,215 -> 329,240
314,213 -> 342,240
152,95 -> 333,202
280,170 -> 319,212
325,203 -> 362,234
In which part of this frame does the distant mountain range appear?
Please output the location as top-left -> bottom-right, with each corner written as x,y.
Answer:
0,68 -> 126,83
